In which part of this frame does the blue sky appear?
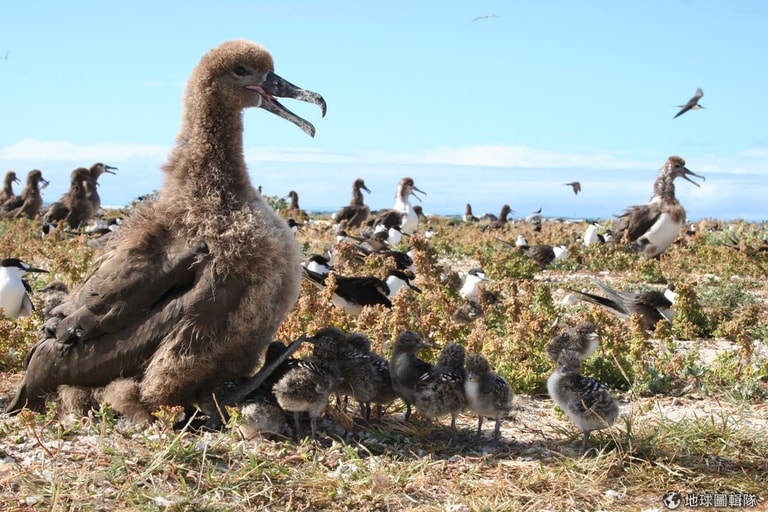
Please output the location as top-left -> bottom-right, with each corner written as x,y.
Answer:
1,1 -> 767,221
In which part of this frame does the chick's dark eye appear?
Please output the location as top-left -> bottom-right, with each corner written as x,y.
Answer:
233,65 -> 249,76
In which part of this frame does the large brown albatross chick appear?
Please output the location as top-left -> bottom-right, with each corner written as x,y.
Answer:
6,40 -> 326,423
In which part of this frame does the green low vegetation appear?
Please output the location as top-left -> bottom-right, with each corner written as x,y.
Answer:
1,210 -> 766,511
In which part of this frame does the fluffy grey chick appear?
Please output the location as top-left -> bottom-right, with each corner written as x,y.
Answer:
37,280 -> 70,319
464,354 -> 512,442
545,321 -> 599,363
238,397 -> 289,440
338,332 -> 397,420
547,349 -> 619,453
414,342 -> 467,440
389,331 -> 434,421
273,327 -> 344,439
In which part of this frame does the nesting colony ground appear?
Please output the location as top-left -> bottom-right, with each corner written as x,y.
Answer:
1,211 -> 767,511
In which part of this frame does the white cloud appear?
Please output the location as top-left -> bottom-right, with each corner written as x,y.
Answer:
1,139 -> 170,162
246,145 -> 655,169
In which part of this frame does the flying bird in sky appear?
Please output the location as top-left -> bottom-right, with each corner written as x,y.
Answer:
673,88 -> 704,118
565,182 -> 581,195
472,15 -> 500,22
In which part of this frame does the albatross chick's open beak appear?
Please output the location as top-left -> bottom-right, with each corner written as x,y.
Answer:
248,70 -> 327,137
681,166 -> 705,187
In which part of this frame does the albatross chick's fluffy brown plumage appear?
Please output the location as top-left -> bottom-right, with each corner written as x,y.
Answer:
6,40 -> 326,423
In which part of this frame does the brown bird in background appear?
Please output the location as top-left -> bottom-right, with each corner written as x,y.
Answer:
565,182 -> 581,195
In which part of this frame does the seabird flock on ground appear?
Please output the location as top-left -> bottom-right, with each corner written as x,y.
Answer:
0,39 -> 713,454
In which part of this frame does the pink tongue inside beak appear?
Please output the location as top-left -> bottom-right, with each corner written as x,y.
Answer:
246,85 -> 274,100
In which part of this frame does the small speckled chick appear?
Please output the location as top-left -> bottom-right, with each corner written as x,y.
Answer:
547,349 -> 619,453
545,321 -> 599,363
237,396 -> 289,440
464,354 -> 512,442
389,331 -> 434,421
414,343 -> 467,440
273,327 -> 344,439
337,332 -> 396,420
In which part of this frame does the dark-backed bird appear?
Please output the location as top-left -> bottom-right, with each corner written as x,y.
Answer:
6,40 -> 326,420
0,171 -> 20,205
352,225 -> 406,253
673,87 -> 704,119
333,178 -> 371,230
545,321 -> 599,363
389,330 -> 433,421
370,177 -> 426,235
582,222 -> 604,247
459,268 -> 490,303
0,258 -> 48,318
302,253 -> 334,283
303,268 -> 420,316
565,181 -> 581,195
547,349 -> 619,453
414,342 -> 467,440
569,278 -> 676,331
1,169 -> 49,219
500,237 -> 567,268
608,156 -> 704,258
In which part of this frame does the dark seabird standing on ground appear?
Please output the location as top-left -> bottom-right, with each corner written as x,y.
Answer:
564,181 -> 581,195
547,349 -> 619,453
673,87 -> 704,119
609,156 -> 704,258
0,171 -> 20,205
569,278 -> 676,331
0,169 -> 49,219
0,258 -> 48,318
6,39 -> 326,420
334,178 -> 371,230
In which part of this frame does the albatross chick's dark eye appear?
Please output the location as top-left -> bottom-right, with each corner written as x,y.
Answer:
233,65 -> 250,76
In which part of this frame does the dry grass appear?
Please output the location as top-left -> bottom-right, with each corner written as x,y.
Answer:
1,211 -> 767,511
